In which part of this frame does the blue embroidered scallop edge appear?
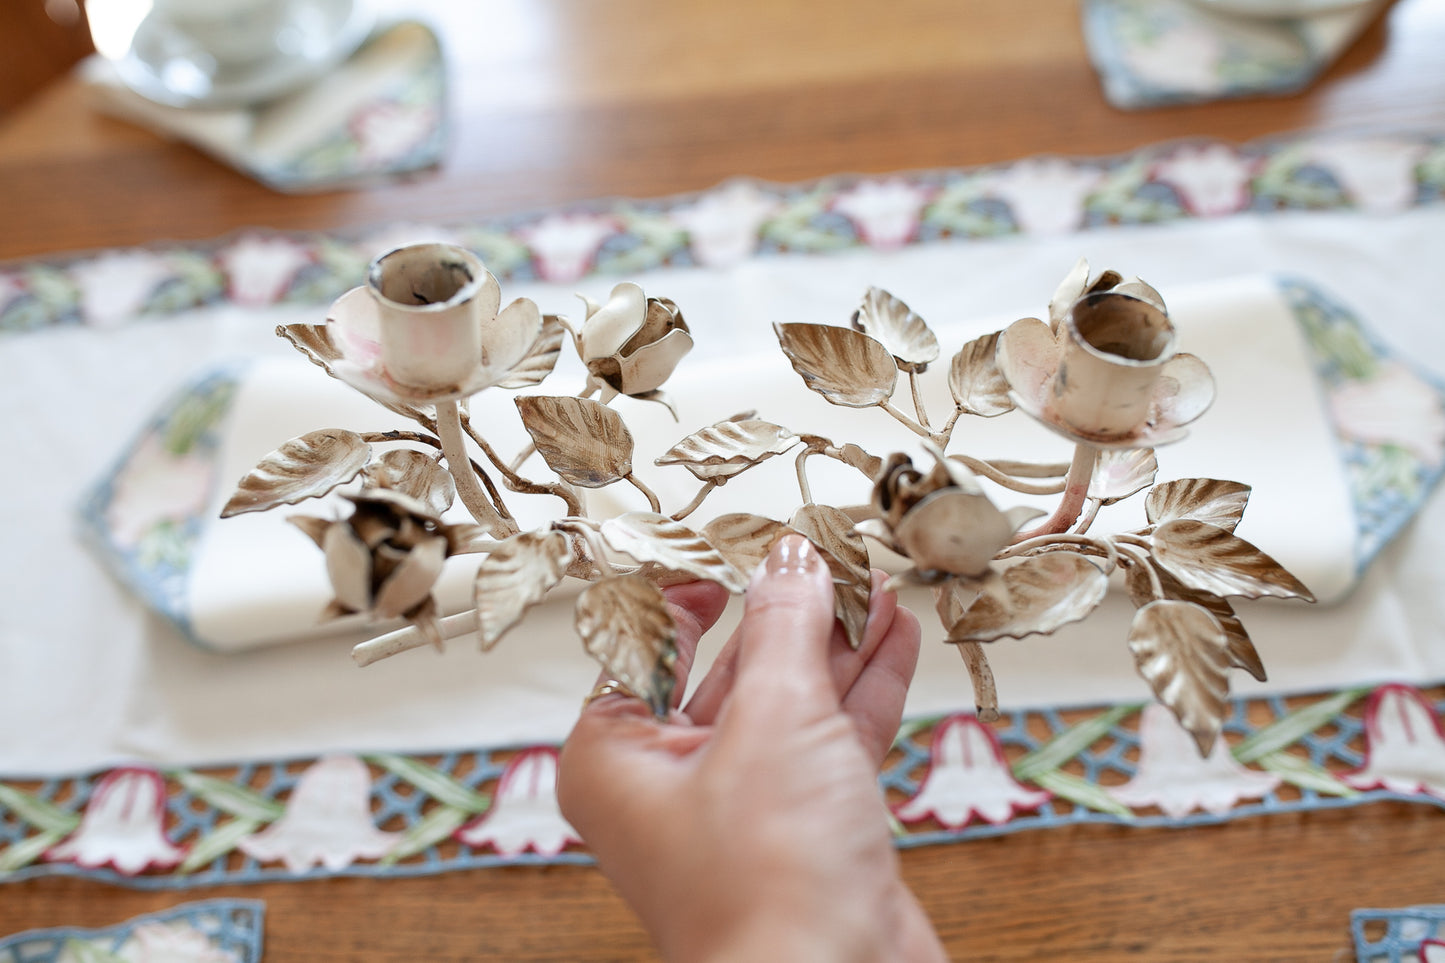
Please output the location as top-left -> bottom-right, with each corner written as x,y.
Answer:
0,685 -> 1440,889
0,899 -> 264,963
1351,904 -> 1445,963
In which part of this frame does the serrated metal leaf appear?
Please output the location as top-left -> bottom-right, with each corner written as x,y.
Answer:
774,322 -> 898,407
364,449 -> 456,515
947,331 -> 1014,417
1089,448 -> 1157,504
850,286 -> 939,371
947,553 -> 1108,642
515,395 -> 634,487
474,530 -> 572,650
701,513 -> 795,577
1145,478 -> 1251,533
789,503 -> 871,649
1124,562 -> 1265,682
1151,519 -> 1315,601
655,419 -> 801,481
575,574 -> 678,716
601,512 -> 748,593
221,429 -> 371,517
497,313 -> 567,389
1127,599 -> 1232,755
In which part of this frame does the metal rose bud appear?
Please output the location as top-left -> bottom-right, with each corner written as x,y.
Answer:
291,489 -> 475,645
862,447 -> 1040,578
575,282 -> 694,400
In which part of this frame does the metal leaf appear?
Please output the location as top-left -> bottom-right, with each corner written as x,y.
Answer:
221,429 -> 372,517
789,504 -> 872,649
276,323 -> 431,423
655,419 -> 801,481
600,512 -> 748,593
364,449 -> 456,515
515,395 -> 634,488
700,513 -> 795,578
1151,519 -> 1315,601
947,553 -> 1108,642
774,322 -> 898,408
575,574 -> 678,716
1088,448 -> 1157,504
850,286 -> 940,372
1128,599 -> 1232,755
1145,478 -> 1251,533
497,313 -> 567,389
475,530 -> 572,650
947,331 -> 1014,417
1124,561 -> 1265,682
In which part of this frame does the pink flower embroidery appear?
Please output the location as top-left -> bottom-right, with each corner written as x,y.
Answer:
985,158 -> 1103,236
47,768 -> 185,874
1421,939 -> 1445,963
1308,139 -> 1427,214
831,178 -> 931,249
239,755 -> 399,872
1153,144 -> 1257,217
520,213 -> 618,283
1329,362 -> 1445,467
217,235 -> 312,307
1108,704 -> 1279,818
0,271 -> 22,314
105,434 -> 215,551
122,921 -> 241,963
456,748 -> 580,857
70,251 -> 173,328
893,716 -> 1049,828
1121,27 -> 1224,96
1343,684 -> 1445,799
669,182 -> 779,267
359,224 -> 464,262
352,101 -> 440,166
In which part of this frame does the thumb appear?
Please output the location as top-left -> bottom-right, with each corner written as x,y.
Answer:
728,534 -> 840,725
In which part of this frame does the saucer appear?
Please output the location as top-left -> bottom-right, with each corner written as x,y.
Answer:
115,0 -> 375,108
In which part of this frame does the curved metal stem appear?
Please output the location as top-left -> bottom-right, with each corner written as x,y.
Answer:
1072,497 -> 1102,535
795,448 -> 816,504
625,473 -> 662,513
879,401 -> 947,448
461,414 -> 582,516
950,455 -> 1067,495
908,369 -> 931,431
671,481 -> 718,522
1115,542 -> 1162,600
435,400 -> 514,536
996,533 -> 1118,572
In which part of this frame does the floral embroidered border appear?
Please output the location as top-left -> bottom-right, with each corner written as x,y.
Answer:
0,683 -> 1440,888
1352,904 -> 1445,963
0,899 -> 264,963
2,132 -> 1443,332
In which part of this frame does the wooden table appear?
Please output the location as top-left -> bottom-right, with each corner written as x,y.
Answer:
2,1 -> 1443,958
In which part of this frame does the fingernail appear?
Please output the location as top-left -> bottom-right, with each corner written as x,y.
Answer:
764,534 -> 823,578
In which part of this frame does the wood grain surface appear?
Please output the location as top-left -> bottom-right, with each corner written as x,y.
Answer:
2,0 -> 1443,959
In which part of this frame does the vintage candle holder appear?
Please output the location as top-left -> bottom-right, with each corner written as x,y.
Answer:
221,244 -> 1315,754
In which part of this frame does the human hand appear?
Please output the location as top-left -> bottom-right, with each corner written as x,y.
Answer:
558,535 -> 947,962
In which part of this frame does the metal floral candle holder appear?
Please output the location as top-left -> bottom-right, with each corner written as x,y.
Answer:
221,246 -> 1315,754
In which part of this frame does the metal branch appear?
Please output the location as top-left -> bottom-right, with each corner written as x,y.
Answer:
360,430 -> 442,448
1115,542 -> 1162,600
434,400 -> 515,536
1072,497 -> 1102,535
353,610 -> 478,666
795,448 -> 816,504
1012,443 -> 1097,541
460,413 -> 582,516
879,401 -> 947,448
907,369 -> 931,431
996,533 -> 1118,572
950,455 -> 1067,495
955,641 -> 999,722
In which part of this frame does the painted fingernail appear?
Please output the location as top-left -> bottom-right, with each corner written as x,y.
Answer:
764,534 -> 822,577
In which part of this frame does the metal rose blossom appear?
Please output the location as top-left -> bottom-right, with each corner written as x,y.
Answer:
571,281 -> 693,405
856,446 -> 1042,581
289,489 -> 481,648
225,245 -> 1316,756
325,243 -> 545,406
